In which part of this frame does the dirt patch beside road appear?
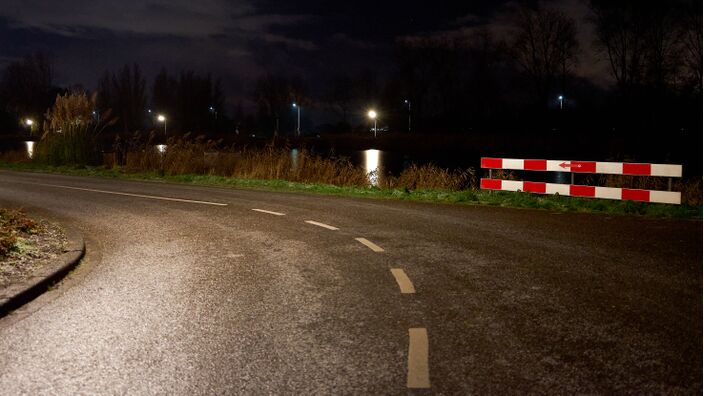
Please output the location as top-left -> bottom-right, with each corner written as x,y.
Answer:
0,209 -> 67,290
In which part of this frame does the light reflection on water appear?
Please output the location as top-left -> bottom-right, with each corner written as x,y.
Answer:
288,148 -> 571,186
290,148 -> 299,170
365,149 -> 381,186
289,148 -> 383,186
25,141 -> 34,159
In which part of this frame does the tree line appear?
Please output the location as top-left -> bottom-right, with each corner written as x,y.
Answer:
0,1 -> 700,138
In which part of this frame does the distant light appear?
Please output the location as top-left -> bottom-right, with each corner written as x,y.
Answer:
292,103 -> 297,108
157,114 -> 166,122
92,110 -> 96,115
156,144 -> 167,153
368,110 -> 377,119
209,106 -> 214,111
558,95 -> 563,100
148,109 -> 152,113
24,118 -> 34,126
404,99 -> 408,103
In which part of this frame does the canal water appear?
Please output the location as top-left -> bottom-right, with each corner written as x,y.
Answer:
293,147 -> 572,186
16,141 -> 571,187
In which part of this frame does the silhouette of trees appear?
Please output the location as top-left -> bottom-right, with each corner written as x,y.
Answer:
0,4 -> 698,141
152,68 -> 177,120
253,74 -> 308,136
0,53 -> 55,125
590,0 -> 701,131
98,64 -> 147,132
590,1 -> 697,95
679,3 -> 702,93
150,68 -> 223,134
395,31 -> 514,133
512,5 -> 578,108
324,75 -> 355,130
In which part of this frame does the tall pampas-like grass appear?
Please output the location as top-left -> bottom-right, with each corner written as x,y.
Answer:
35,91 -> 116,165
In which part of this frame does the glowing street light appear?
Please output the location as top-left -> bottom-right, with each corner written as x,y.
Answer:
292,103 -> 300,137
558,95 -> 564,110
23,118 -> 35,135
404,99 -> 411,133
157,114 -> 167,137
368,110 -> 378,138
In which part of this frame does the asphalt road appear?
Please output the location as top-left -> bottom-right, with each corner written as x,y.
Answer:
0,170 -> 700,394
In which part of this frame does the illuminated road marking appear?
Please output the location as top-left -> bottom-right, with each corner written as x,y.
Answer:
390,269 -> 415,294
354,237 -> 384,252
304,220 -> 339,230
36,183 -> 227,206
252,209 -> 285,216
407,328 -> 430,388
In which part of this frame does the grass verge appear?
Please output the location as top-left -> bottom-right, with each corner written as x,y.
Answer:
1,161 -> 701,219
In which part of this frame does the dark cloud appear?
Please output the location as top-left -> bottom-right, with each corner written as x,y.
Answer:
0,0 -> 605,110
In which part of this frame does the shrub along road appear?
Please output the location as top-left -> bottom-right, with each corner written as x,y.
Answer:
0,170 -> 700,393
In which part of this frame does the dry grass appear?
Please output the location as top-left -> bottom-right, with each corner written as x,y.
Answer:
0,151 -> 30,163
120,136 -> 485,189
381,164 -> 476,190
603,175 -> 702,206
109,137 -> 703,202
0,209 -> 41,257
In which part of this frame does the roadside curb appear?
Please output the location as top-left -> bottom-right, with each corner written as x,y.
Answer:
0,225 -> 85,317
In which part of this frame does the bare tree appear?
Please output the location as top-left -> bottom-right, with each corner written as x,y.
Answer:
0,52 -> 54,121
513,5 -> 578,107
98,63 -> 147,133
590,1 -> 692,93
681,7 -> 702,92
325,75 -> 354,126
253,74 -> 308,136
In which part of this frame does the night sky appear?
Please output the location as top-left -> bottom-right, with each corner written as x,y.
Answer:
0,0 -> 607,111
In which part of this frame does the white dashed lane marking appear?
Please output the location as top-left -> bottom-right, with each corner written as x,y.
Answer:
35,183 -> 228,206
304,220 -> 339,230
390,269 -> 416,294
407,328 -> 430,388
251,209 -> 286,216
354,237 -> 384,252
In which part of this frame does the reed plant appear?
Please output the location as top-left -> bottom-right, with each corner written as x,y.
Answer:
123,139 -> 473,190
34,92 -> 115,166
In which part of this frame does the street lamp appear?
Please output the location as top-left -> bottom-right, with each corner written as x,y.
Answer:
23,118 -> 35,135
292,103 -> 300,137
157,114 -> 167,137
22,118 -> 35,140
558,95 -> 564,110
368,110 -> 378,138
404,99 -> 411,133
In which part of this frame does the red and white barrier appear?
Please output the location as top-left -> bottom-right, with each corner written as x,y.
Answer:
481,157 -> 683,204
480,179 -> 681,204
481,158 -> 682,177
